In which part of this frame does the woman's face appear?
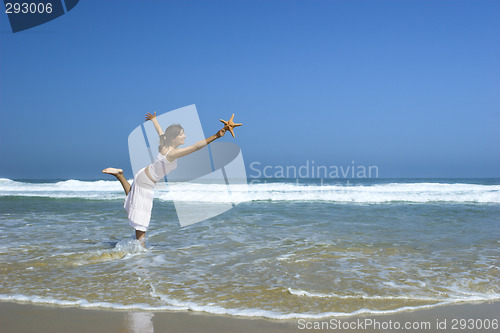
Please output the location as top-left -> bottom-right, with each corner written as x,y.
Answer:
173,129 -> 186,146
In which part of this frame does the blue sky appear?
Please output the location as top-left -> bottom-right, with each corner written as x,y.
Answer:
0,0 -> 499,179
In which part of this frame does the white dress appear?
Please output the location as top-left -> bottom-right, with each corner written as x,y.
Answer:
124,150 -> 177,231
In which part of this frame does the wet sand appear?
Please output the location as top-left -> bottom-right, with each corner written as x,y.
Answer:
1,301 -> 499,333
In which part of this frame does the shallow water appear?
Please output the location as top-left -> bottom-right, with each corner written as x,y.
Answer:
1,178 -> 499,319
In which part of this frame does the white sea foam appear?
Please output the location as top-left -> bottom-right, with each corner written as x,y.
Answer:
1,291 -> 498,319
286,288 -> 440,301
69,239 -> 148,266
1,178 -> 499,203
0,178 -> 126,200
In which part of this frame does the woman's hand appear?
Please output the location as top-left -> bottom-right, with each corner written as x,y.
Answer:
145,112 -> 157,122
216,128 -> 226,138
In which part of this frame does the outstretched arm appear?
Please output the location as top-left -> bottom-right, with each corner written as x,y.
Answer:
167,128 -> 226,161
145,112 -> 164,136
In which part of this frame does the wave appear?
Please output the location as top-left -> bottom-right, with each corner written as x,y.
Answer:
1,178 -> 499,203
286,288 -> 439,301
0,178 -> 126,200
1,291 -> 499,319
160,182 -> 500,204
286,288 -> 500,302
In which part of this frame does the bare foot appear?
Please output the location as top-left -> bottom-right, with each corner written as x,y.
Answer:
102,167 -> 123,176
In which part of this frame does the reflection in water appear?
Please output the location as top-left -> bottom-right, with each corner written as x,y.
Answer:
126,312 -> 154,333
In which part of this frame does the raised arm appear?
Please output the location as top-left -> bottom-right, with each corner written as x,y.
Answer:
145,112 -> 164,136
166,128 -> 226,161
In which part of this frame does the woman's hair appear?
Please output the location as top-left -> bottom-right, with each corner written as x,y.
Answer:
159,124 -> 184,151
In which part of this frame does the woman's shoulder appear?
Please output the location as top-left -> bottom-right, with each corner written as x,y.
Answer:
158,147 -> 172,156
158,148 -> 177,162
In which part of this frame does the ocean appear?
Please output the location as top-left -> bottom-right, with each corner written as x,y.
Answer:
0,177 -> 499,319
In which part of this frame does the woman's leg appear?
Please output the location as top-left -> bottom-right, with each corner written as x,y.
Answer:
135,230 -> 146,246
102,168 -> 131,195
103,168 -> 147,246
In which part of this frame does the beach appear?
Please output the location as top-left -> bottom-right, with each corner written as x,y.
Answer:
1,301 -> 499,332
1,178 -> 499,330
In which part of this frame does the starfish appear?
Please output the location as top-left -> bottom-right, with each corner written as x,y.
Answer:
220,113 -> 242,138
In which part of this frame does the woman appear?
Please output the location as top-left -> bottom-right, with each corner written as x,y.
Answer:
103,112 -> 226,244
